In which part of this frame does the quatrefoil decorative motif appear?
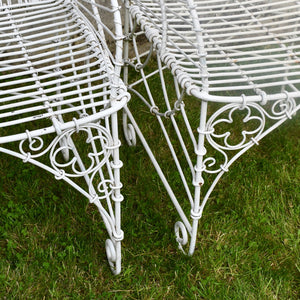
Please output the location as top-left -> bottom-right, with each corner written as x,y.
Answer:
206,103 -> 265,151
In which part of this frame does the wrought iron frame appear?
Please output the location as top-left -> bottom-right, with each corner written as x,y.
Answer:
123,0 -> 300,256
0,0 -> 129,274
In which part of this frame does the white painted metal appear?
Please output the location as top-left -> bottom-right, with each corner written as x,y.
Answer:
0,0 -> 129,274
123,0 -> 300,256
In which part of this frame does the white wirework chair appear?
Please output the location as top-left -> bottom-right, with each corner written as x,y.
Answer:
123,0 -> 300,256
0,0 -> 129,274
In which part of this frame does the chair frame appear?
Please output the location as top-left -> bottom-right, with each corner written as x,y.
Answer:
123,0 -> 300,256
0,0 -> 129,274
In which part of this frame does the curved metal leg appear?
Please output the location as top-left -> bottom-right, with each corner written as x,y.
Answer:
0,120 -> 124,274
125,98 -> 299,255
123,0 -> 300,257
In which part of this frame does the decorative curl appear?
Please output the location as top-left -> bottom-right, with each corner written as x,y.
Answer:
124,123 -> 136,146
271,97 -> 296,119
105,239 -> 120,275
174,221 -> 188,254
123,112 -> 137,146
49,124 -> 113,178
19,134 -> 45,158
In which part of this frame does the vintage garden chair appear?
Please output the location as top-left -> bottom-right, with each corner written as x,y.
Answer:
0,0 -> 129,274
123,0 -> 300,256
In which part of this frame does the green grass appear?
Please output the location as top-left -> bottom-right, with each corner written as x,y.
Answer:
0,87 -> 299,298
0,111 -> 298,299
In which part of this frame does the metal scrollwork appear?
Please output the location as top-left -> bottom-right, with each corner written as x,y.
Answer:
201,103 -> 263,173
16,123 -> 123,273
19,123 -> 115,199
174,221 -> 188,254
50,125 -> 112,178
206,103 -> 265,151
202,97 -> 297,174
19,131 -> 48,161
269,96 -> 297,119
105,238 -> 119,275
124,123 -> 137,146
123,110 -> 137,146
95,179 -> 114,200
58,135 -> 70,161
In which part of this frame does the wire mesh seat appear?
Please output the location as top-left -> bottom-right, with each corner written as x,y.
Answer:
123,0 -> 300,256
128,0 -> 300,99
0,0 -> 129,274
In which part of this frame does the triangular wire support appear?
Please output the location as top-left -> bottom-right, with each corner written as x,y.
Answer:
0,121 -> 124,274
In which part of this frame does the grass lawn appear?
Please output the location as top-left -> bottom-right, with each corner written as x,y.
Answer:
0,106 -> 299,299
0,73 -> 299,298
